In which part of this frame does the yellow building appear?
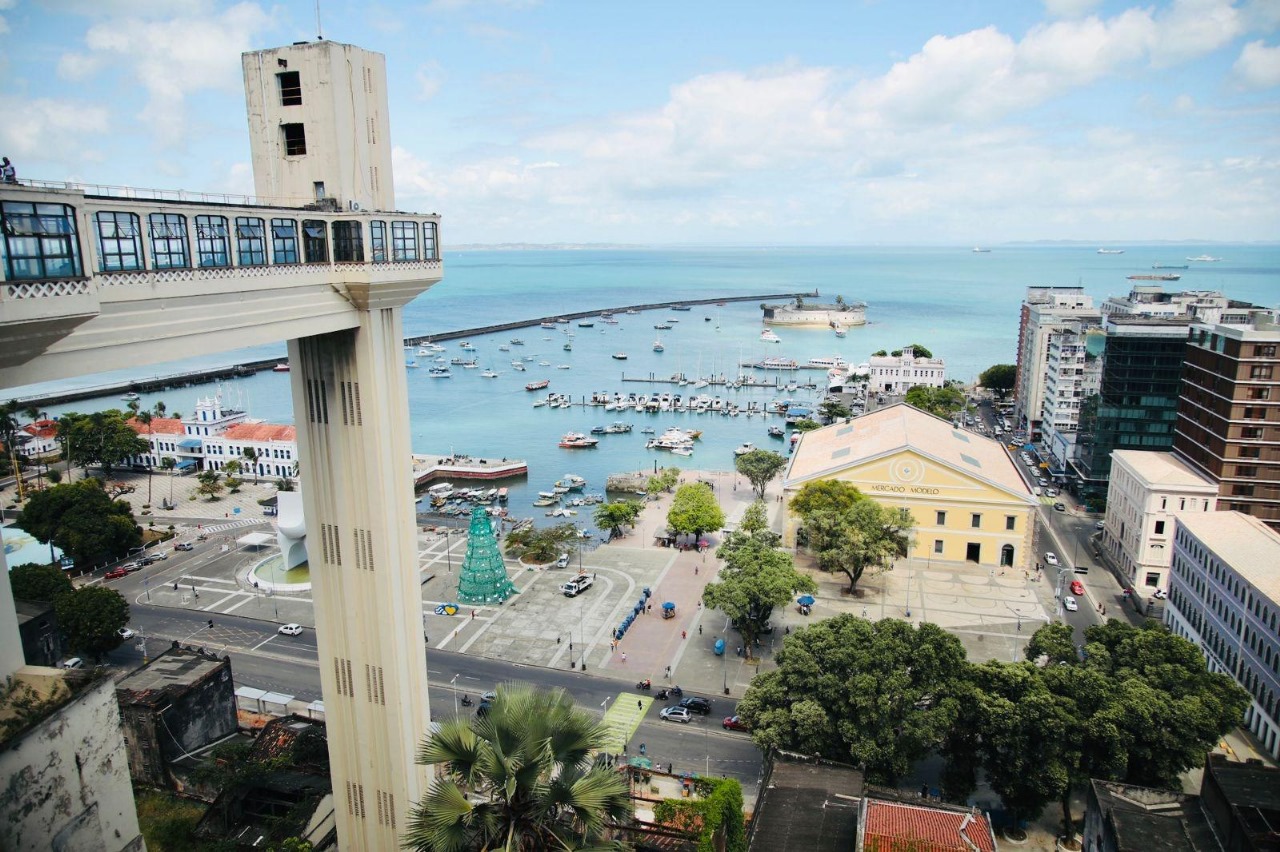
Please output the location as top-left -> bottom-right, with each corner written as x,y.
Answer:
783,404 -> 1036,570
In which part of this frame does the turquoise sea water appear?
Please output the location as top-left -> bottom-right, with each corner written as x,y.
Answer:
9,245 -> 1279,518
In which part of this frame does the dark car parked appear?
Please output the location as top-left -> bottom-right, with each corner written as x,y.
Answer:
679,696 -> 712,715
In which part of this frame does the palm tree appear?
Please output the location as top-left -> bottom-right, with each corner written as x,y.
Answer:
0,399 -> 25,501
160,456 -> 176,507
242,446 -> 260,483
135,410 -> 155,506
404,685 -> 632,851
152,400 -> 167,419
21,406 -> 45,491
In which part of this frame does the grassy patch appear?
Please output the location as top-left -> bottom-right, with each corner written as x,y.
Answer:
134,789 -> 220,851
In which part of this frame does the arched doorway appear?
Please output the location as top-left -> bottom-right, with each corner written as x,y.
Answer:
1000,544 -> 1014,567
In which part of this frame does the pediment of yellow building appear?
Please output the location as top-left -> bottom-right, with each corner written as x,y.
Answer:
793,448 -> 1033,507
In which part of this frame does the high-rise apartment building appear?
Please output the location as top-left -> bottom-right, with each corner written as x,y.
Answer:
1174,312 -> 1280,529
1040,318 -> 1103,472
1014,286 -> 1097,439
1164,511 -> 1280,759
1073,316 -> 1191,502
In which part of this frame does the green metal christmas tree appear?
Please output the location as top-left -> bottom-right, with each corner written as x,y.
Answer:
456,506 -> 517,605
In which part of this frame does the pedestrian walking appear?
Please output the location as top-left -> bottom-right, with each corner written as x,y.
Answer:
698,624 -> 702,635
622,652 -> 627,663
664,665 -> 671,678
694,565 -> 698,575
639,742 -> 646,755
637,699 -> 642,710
681,630 -> 687,639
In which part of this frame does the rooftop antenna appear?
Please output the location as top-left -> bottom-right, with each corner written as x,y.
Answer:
315,0 -> 324,39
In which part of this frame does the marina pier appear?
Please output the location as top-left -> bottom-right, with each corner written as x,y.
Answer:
12,290 -> 816,409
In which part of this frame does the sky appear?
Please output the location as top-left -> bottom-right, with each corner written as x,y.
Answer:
1,0 -> 1278,245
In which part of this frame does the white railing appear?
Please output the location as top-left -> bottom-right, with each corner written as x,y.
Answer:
15,178 -> 312,209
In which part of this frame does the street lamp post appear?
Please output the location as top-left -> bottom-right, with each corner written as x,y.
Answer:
444,529 -> 452,575
904,561 -> 912,619
451,674 -> 459,717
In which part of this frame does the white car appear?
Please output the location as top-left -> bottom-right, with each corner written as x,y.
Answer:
118,627 -> 135,640
278,623 -> 305,636
1063,596 -> 1079,612
1044,552 -> 1059,567
660,706 -> 692,723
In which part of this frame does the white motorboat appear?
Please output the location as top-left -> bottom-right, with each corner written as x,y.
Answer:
734,442 -> 755,456
760,329 -> 781,343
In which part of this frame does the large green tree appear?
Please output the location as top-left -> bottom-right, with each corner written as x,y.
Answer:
703,536 -> 814,656
57,410 -> 149,477
971,661 -> 1078,831
196,469 -> 225,501
56,585 -> 130,658
17,479 -> 141,568
734,449 -> 787,500
790,480 -> 914,595
979,364 -> 1017,398
666,482 -> 725,536
1071,619 -> 1249,789
8,563 -> 74,602
404,684 -> 631,851
737,616 -> 967,784
903,386 -> 966,419
593,500 -> 642,541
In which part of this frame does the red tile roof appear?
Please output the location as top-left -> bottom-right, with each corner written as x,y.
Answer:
22,420 -> 59,439
126,417 -> 185,435
222,423 -> 297,443
863,800 -> 996,852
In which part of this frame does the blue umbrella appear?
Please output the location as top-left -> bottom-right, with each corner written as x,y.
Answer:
797,595 -> 815,606
662,601 -> 676,611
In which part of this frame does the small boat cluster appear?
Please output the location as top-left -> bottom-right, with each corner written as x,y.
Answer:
532,474 -> 604,511
556,391 -> 813,417
421,482 -> 510,516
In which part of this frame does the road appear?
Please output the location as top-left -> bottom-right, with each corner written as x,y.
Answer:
962,395 -> 1122,647
110,583 -> 765,787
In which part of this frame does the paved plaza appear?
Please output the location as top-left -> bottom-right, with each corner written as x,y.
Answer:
2,465 -> 1057,698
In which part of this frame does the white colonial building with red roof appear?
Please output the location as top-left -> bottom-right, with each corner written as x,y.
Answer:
126,393 -> 297,480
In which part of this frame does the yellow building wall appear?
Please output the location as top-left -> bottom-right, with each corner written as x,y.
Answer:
783,449 -> 1035,570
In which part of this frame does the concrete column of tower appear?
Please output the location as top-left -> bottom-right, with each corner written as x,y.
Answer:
288,309 -> 429,849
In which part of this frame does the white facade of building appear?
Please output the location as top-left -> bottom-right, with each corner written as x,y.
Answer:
866,346 -> 946,394
1101,286 -> 1231,321
203,422 -> 298,479
1041,319 -> 1102,470
1102,450 -> 1218,593
1015,287 -> 1098,437
128,394 -> 297,478
1164,512 -> 1280,760
243,40 -> 395,212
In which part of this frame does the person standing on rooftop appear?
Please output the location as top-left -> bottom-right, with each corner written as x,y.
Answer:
1,157 -> 15,183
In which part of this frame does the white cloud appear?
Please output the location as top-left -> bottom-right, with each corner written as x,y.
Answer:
1234,40 -> 1280,88
57,2 -> 273,149
0,96 -> 110,162
57,51 -> 103,80
1152,0 -> 1244,67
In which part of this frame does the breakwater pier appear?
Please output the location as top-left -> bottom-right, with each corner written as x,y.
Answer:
11,290 -> 815,408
